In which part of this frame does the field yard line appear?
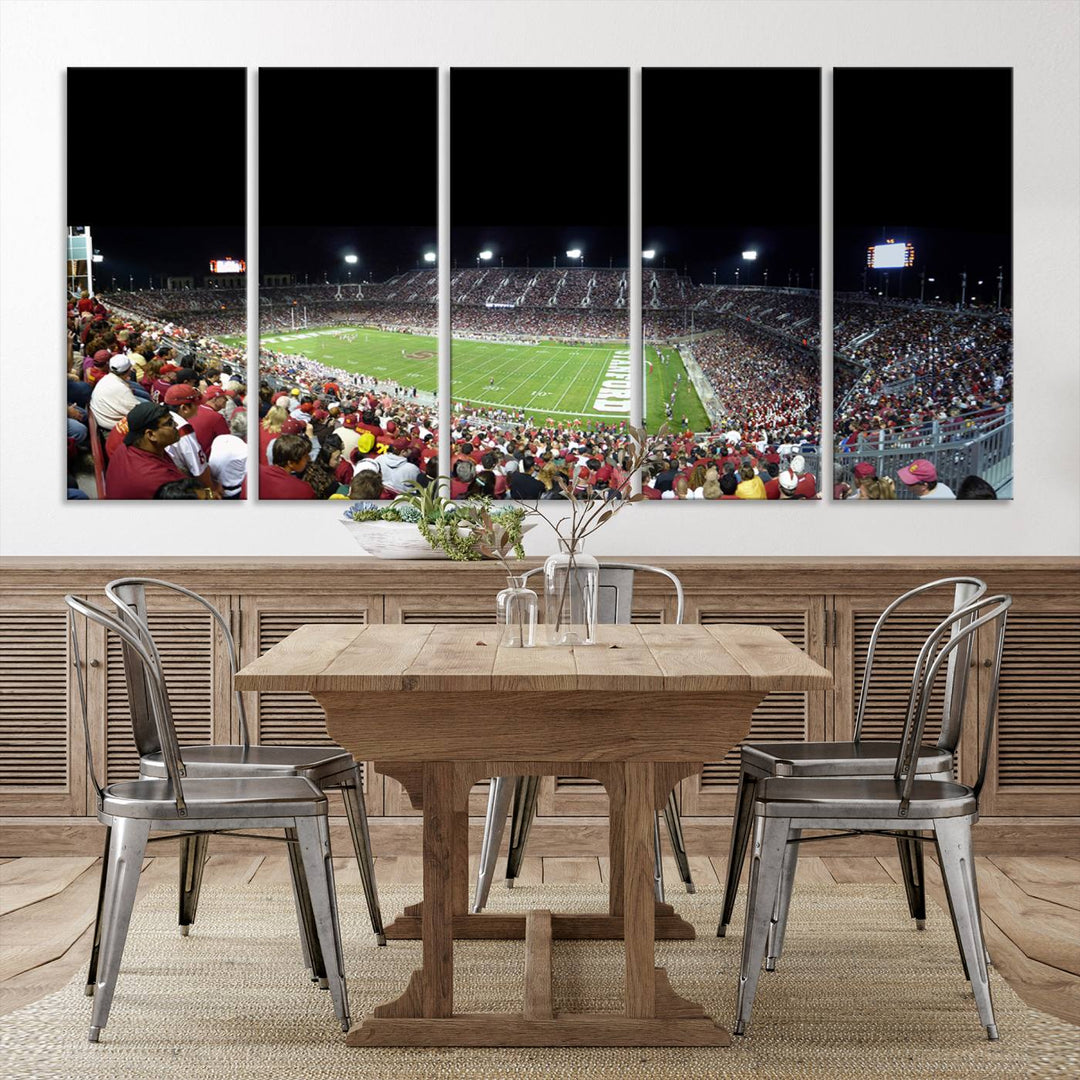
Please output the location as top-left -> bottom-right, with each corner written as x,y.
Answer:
508,349 -> 584,412
452,342 -> 550,396
563,346 -> 618,416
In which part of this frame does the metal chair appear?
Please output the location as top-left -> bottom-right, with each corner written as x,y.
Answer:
733,593 -> 1011,1041
472,562 -> 694,913
65,595 -> 350,1043
101,577 -> 384,958
718,576 -> 987,939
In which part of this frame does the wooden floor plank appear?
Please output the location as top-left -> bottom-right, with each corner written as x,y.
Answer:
795,856 -> 837,885
972,858 -> 1080,976
0,862 -> 102,981
823,856 -> 895,884
542,858 -> 602,886
0,857 -> 98,916
988,856 -> 1080,910
923,859 -> 1080,1027
0,922 -> 94,1017
200,855 -> 265,887
373,856 -> 425,886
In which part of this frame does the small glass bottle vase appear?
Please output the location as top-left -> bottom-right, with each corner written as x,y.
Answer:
496,575 -> 538,648
543,540 -> 600,646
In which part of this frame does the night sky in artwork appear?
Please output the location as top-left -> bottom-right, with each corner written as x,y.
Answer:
451,68 -> 629,269
643,68 -> 821,286
834,68 -> 1012,302
67,68 -> 247,283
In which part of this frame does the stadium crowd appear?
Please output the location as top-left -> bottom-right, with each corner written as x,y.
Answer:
66,293 -> 247,500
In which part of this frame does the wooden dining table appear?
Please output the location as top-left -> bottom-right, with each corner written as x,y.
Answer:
234,621 -> 831,1047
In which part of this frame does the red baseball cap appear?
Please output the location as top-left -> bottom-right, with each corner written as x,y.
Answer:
853,462 -> 876,480
164,384 -> 201,406
280,418 -> 306,435
898,459 -> 937,485
202,385 -> 225,401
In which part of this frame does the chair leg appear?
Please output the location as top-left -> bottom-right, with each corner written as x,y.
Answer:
765,828 -> 801,970
505,775 -> 541,888
934,817 -> 997,1040
85,825 -> 112,995
295,816 -> 350,1032
733,814 -> 790,1036
653,811 -> 665,903
896,832 -> 928,929
88,817 -> 151,1043
663,790 -> 695,894
719,768 -> 758,937
340,766 -> 385,944
285,826 -> 323,982
473,776 -> 515,913
178,833 -> 209,936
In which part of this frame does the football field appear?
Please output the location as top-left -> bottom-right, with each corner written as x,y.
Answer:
228,325 -> 709,431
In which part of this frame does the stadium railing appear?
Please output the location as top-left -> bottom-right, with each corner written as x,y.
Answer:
835,405 -> 1013,498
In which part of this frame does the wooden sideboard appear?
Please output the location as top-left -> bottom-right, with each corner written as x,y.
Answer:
2,556 -> 1077,855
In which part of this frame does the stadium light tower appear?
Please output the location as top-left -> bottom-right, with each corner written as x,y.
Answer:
642,250 -> 655,261
735,267 -> 740,287
423,251 -> 436,264
344,254 -> 358,264
477,250 -> 492,268
567,249 -> 583,266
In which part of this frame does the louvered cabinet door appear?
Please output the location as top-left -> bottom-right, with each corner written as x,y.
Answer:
977,597 -> 1080,816
679,595 -> 827,816
240,596 -> 383,815
0,593 -> 87,815
382,596 -> 498,817
831,592 -> 983,783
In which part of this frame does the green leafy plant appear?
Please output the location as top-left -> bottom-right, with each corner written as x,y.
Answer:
341,482 -> 525,563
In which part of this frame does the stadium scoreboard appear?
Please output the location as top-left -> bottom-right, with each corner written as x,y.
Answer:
866,241 -> 915,269
209,258 -> 246,274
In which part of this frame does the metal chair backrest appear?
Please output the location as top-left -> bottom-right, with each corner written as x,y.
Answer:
894,593 -> 1011,813
521,562 -> 684,625
854,576 -> 987,752
65,594 -> 189,816
105,577 -> 250,751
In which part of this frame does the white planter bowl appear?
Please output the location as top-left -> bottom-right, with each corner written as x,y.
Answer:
341,519 -> 448,560
341,516 -> 536,560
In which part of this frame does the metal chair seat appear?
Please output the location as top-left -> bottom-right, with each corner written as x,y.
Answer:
734,593 -> 1011,1042
104,578 -> 383,947
101,776 -> 327,820
139,744 -> 356,780
743,740 -> 952,777
66,595 -> 350,1044
754,776 -> 977,820
718,576 -> 987,940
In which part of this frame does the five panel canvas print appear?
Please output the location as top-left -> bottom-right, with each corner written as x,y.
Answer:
64,67 -> 1013,503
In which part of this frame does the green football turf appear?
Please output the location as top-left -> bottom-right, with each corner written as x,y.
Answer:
227,325 -> 709,431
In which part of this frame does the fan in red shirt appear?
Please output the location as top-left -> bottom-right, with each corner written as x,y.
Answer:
259,433 -> 315,499
189,385 -> 230,457
105,403 -> 188,499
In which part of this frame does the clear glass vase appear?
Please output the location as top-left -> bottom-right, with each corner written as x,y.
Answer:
543,540 -> 600,646
496,575 -> 538,648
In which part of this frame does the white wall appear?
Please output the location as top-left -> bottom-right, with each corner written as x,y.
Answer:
1,0 -> 1077,558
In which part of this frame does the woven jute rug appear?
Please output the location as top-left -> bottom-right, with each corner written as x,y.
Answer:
2,880 -> 1075,1079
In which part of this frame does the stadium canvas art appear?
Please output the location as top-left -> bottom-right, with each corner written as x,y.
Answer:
66,68 -> 248,501
833,68 -> 1014,501
642,67 -> 822,502
256,67 -> 438,501
449,67 -> 631,501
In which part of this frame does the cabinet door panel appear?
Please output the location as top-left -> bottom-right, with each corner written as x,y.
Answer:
0,593 -> 86,816
979,600 -> 1080,816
